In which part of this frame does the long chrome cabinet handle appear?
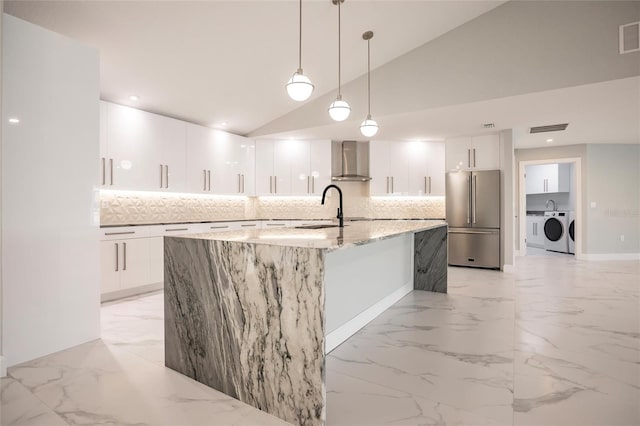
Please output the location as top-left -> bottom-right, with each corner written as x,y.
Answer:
467,176 -> 471,224
424,176 -> 427,194
105,231 -> 135,236
165,165 -> 169,188
449,229 -> 496,235
429,176 -> 432,194
241,174 -> 245,193
468,149 -> 471,168
237,174 -> 241,193
473,175 -> 477,224
386,176 -> 389,193
203,170 -> 207,191
166,228 -> 188,232
473,149 -> 476,168
391,176 -> 394,193
123,242 -> 127,271
269,176 -> 273,194
101,158 -> 106,185
109,159 -> 113,185
160,164 -> 164,188
210,225 -> 229,229
114,243 -> 119,272
274,176 -> 277,193
307,176 -> 310,193
312,176 -> 315,193
208,170 -> 211,191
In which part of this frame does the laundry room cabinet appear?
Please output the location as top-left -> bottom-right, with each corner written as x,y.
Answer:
525,163 -> 571,194
526,215 -> 545,248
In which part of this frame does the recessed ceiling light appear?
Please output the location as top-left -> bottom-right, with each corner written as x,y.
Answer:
129,95 -> 139,101
546,138 -> 553,143
220,122 -> 227,126
8,118 -> 20,124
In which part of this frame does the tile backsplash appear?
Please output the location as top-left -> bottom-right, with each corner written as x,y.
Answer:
100,184 -> 445,226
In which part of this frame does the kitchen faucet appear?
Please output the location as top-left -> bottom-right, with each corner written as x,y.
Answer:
321,184 -> 344,228
546,199 -> 557,211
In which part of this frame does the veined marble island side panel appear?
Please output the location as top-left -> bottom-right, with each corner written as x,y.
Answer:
414,226 -> 448,293
164,237 -> 326,426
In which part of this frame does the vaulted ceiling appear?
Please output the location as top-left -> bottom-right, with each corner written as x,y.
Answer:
5,1 -> 640,148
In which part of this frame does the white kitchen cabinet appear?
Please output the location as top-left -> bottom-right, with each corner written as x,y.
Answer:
187,124 -> 255,195
445,134 -> 500,171
406,141 -> 445,196
102,101 -> 187,192
525,163 -> 571,194
370,141 -> 409,196
100,236 -> 164,300
255,139 -> 331,196
526,216 -> 545,248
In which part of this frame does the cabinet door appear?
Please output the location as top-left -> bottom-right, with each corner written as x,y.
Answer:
255,141 -> 274,195
147,237 -> 164,286
120,238 -> 151,290
100,241 -> 121,294
526,165 -> 546,194
545,164 -> 559,193
186,124 -> 216,193
237,137 -> 256,196
309,140 -> 332,195
388,141 -> 409,195
288,140 -> 311,196
425,142 -> 445,196
369,140 -> 390,195
106,103 -> 161,190
470,134 -> 500,170
558,163 -> 571,193
406,141 -> 428,196
445,137 -> 472,171
526,217 -> 535,246
212,131 -> 240,195
159,116 -> 187,192
273,140 -> 295,195
533,217 -> 546,246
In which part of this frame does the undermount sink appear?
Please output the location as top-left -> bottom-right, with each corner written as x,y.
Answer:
294,224 -> 346,230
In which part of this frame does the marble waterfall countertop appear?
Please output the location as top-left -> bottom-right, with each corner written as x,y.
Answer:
178,219 -> 447,251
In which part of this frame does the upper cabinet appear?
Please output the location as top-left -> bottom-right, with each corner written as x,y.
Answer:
255,139 -> 331,196
188,124 -> 255,196
370,140 -> 444,196
525,163 -> 571,194
445,134 -> 500,171
102,102 -> 187,192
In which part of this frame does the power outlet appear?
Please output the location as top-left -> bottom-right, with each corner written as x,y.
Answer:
620,235 -> 625,242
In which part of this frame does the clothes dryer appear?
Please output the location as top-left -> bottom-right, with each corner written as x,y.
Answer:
544,211 -> 569,253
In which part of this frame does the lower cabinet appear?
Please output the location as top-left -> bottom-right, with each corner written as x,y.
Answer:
100,237 -> 164,301
526,216 -> 545,248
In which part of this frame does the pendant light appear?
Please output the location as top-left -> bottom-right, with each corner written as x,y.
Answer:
286,0 -> 314,101
360,31 -> 378,137
328,0 -> 351,122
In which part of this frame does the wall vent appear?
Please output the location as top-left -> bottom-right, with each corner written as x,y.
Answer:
529,123 -> 569,134
482,123 -> 495,129
620,21 -> 640,54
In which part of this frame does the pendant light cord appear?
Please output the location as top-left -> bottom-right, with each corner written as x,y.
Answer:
338,0 -> 342,96
367,39 -> 371,115
298,0 -> 302,71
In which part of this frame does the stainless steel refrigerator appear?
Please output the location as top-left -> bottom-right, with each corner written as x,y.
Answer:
446,170 -> 501,269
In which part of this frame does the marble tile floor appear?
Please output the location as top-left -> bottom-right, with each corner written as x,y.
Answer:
2,255 -> 638,426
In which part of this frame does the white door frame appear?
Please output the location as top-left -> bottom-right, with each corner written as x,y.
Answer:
518,157 -> 582,259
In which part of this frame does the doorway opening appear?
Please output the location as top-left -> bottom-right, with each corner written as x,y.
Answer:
518,158 -> 582,259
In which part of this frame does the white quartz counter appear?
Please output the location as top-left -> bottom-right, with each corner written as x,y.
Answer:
178,219 -> 447,252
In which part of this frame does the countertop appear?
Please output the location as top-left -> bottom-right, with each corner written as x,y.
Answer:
173,220 -> 447,252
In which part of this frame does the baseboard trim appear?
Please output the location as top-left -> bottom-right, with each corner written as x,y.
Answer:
582,253 -> 640,261
325,282 -> 413,354
502,264 -> 515,272
1,355 -> 7,377
101,282 -> 163,303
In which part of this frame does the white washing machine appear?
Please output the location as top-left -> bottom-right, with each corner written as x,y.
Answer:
544,211 -> 569,253
568,211 -> 575,254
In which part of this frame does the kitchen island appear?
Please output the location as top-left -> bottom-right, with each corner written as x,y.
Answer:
164,220 -> 447,426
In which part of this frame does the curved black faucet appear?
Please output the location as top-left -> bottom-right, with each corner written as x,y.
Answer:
321,184 -> 344,228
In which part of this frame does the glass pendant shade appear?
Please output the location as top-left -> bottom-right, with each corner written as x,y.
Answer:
360,115 -> 379,137
328,97 -> 351,122
286,71 -> 314,101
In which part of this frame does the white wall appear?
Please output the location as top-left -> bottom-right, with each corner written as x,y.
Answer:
0,0 -> 4,376
500,130 -> 515,268
585,144 -> 640,254
2,14 -> 100,367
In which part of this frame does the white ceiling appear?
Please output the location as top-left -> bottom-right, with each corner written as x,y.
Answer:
4,0 -> 504,135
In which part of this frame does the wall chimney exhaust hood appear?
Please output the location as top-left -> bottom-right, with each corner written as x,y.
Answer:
331,140 -> 371,182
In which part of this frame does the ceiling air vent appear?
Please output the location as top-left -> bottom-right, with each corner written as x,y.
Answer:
620,21 -> 640,54
482,123 -> 495,129
529,123 -> 569,134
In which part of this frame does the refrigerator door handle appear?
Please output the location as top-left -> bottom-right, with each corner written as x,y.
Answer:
467,149 -> 471,168
473,175 -> 477,224
449,229 -> 497,235
467,175 -> 471,224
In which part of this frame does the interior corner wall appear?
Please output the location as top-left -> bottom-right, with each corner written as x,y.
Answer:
500,130 -> 514,267
585,144 -> 640,254
0,0 -> 4,376
514,144 -> 588,252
